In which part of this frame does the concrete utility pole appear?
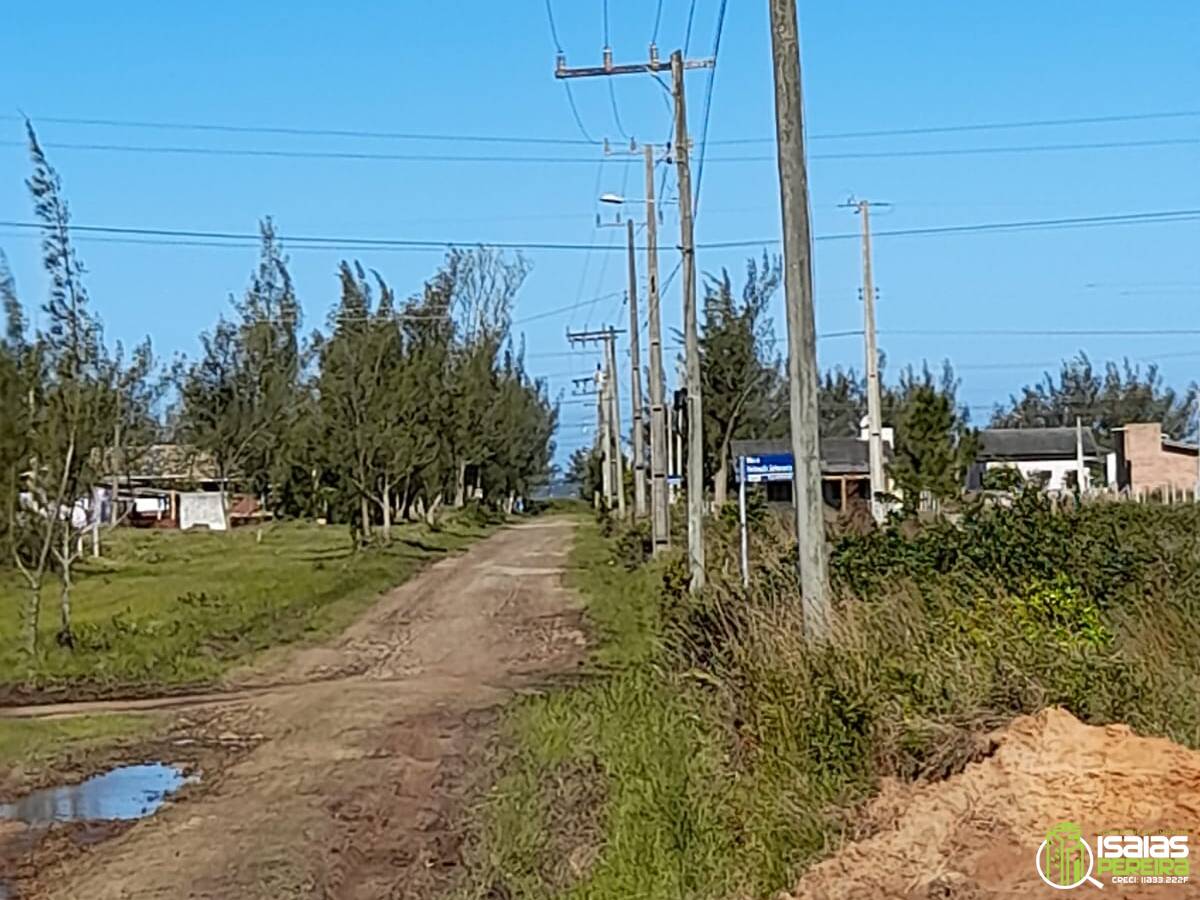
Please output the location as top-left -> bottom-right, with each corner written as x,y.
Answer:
626,219 -> 648,520
768,0 -> 831,637
110,421 -> 121,527
645,144 -> 670,551
605,329 -> 627,519
844,198 -> 888,524
1075,415 -> 1087,493
672,49 -> 706,592
573,375 -> 606,508
570,328 -> 627,517
556,47 -> 713,547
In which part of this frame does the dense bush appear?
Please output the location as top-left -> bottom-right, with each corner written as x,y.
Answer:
656,498 -> 1200,893
828,490 -> 1185,607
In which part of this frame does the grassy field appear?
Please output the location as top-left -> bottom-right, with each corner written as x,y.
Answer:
0,516 -> 493,693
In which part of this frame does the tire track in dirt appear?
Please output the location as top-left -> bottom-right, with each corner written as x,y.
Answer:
16,518 -> 585,900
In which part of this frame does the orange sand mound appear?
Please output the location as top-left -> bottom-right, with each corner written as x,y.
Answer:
783,708 -> 1200,899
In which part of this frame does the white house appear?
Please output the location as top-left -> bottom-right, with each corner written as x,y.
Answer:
969,427 -> 1100,491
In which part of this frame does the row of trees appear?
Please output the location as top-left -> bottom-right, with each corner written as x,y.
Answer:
2,125 -> 557,656
573,253 -> 1198,511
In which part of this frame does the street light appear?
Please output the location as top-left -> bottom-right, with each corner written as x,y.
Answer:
599,192 -> 677,205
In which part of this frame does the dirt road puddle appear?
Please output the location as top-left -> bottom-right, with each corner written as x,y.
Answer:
0,763 -> 194,825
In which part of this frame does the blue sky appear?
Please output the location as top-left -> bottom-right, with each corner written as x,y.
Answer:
1,1 -> 1197,463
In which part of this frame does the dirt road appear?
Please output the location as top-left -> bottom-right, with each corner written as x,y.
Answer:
20,518 -> 583,899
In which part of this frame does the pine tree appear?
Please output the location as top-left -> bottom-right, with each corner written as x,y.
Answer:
887,362 -> 977,512
698,253 -> 784,507
992,352 -> 1198,440
24,123 -> 112,648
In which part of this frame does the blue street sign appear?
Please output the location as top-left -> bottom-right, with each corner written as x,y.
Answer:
739,453 -> 795,483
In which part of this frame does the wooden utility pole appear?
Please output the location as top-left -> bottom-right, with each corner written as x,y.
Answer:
645,144 -> 670,551
626,219 -> 647,520
768,0 -> 830,636
672,49 -> 706,591
843,198 -> 888,524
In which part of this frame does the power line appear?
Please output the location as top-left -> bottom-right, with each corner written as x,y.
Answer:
683,0 -> 699,54
2,208 -> 1195,254
692,0 -> 728,216
581,159 -> 632,324
801,137 -> 1200,161
0,140 -> 615,165
2,114 -> 597,146
711,328 -> 1200,349
714,109 -> 1200,144
543,0 -> 598,143
6,136 -> 1194,165
512,290 -> 625,325
886,328 -> 1200,338
9,109 -> 1197,148
651,0 -> 665,44
699,209 -> 1200,248
569,159 -> 609,329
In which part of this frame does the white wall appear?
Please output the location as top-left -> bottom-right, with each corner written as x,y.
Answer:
986,459 -> 1088,491
179,492 -> 228,531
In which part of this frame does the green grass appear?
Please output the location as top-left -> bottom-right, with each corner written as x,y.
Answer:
0,516 -> 491,692
0,714 -> 156,769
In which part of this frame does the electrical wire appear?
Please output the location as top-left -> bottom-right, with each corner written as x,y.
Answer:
2,114 -> 597,146
683,0 -> 698,54
651,0 -> 665,44
9,109 -> 1196,148
543,0 -> 599,143
512,290 -> 625,325
692,0 -> 728,217
607,81 -> 632,142
1,208 -> 1194,254
569,159 -> 609,329
7,136 -> 1193,165
0,140 -> 617,164
581,158 -> 633,325
713,109 -> 1200,145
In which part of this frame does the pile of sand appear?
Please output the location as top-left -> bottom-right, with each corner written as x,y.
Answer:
783,708 -> 1200,899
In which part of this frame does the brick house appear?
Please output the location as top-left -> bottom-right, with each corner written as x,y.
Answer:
1112,423 -> 1199,498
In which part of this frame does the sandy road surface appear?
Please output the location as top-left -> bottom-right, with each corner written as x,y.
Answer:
24,517 -> 583,900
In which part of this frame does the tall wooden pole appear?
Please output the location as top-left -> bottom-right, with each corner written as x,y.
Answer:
768,0 -> 830,636
645,144 -> 670,550
672,50 -> 706,591
627,219 -> 647,520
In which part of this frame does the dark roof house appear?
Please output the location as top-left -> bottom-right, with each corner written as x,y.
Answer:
975,427 -> 1099,461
